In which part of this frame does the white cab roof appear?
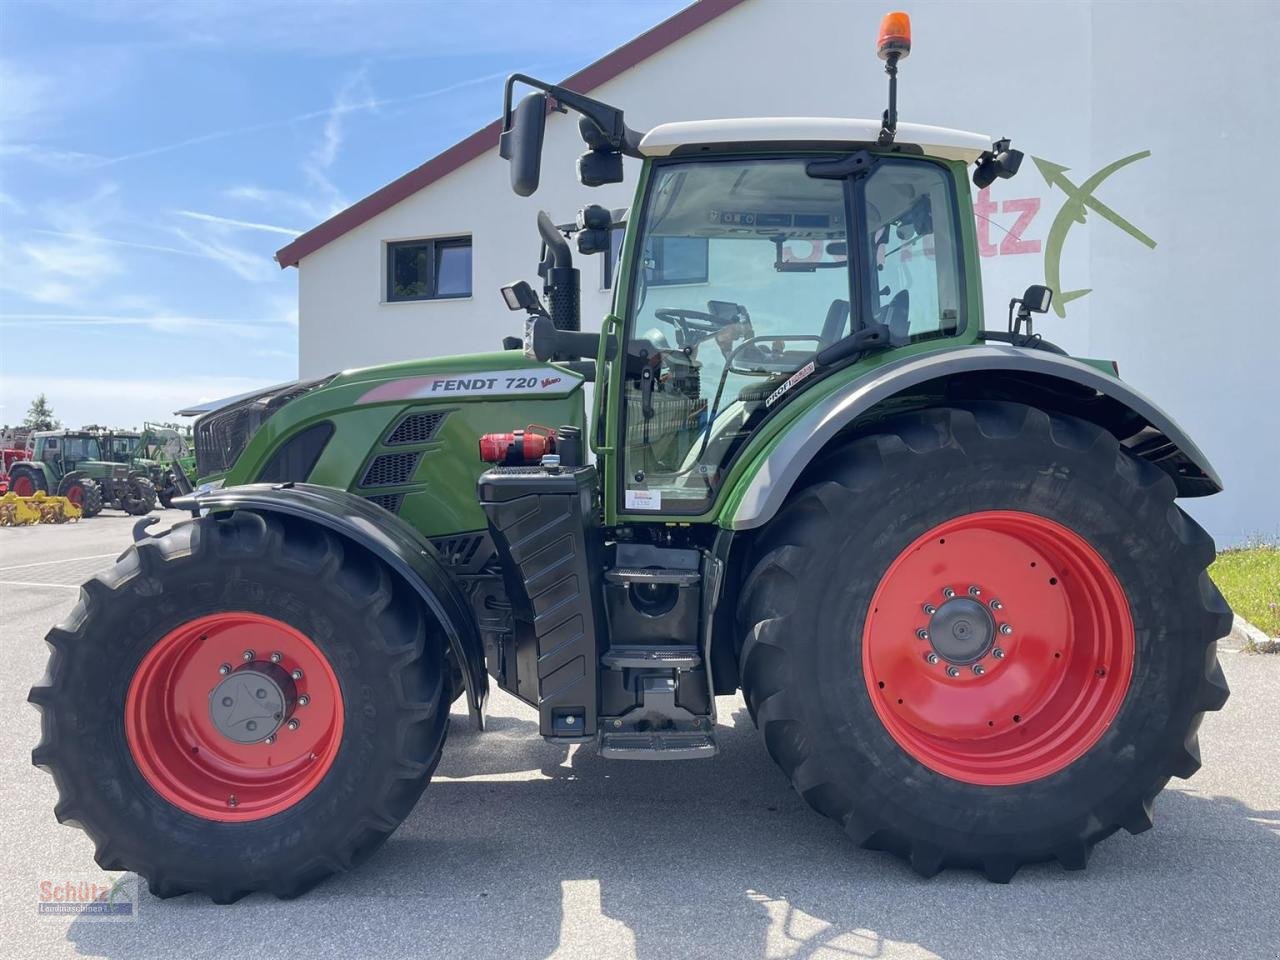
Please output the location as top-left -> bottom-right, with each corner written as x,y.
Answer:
639,118 -> 991,163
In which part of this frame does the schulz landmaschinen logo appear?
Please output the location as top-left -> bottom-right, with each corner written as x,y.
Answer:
1031,150 -> 1156,317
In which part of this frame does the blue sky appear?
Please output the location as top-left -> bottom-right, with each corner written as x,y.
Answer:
0,0 -> 687,428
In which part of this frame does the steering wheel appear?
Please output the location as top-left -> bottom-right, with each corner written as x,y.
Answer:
654,308 -> 735,349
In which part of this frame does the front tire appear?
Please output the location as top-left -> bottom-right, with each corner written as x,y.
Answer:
738,403 -> 1231,881
120,476 -> 157,514
57,474 -> 103,518
29,510 -> 450,901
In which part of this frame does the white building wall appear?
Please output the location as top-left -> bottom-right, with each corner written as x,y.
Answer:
298,0 -> 1279,544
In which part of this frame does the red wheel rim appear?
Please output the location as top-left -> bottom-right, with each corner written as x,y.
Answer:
65,485 -> 83,506
13,474 -> 34,496
125,612 -> 344,821
862,510 -> 1133,785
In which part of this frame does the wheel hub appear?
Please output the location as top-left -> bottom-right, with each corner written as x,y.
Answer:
208,663 -> 295,744
927,597 -> 995,664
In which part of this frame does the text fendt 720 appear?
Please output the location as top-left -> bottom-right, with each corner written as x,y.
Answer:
31,16 -> 1231,900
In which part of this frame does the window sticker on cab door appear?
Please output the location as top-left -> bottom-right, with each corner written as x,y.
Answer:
625,489 -> 663,511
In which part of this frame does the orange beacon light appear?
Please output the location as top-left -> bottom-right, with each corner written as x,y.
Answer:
877,11 -> 912,61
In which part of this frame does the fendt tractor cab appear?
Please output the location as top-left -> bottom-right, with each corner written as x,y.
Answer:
8,429 -> 157,516
32,14 -> 1230,900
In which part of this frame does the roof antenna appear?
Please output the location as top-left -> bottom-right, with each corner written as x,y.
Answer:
876,12 -> 912,147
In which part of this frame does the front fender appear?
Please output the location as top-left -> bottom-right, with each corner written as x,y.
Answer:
173,482 -> 487,727
728,345 -> 1222,530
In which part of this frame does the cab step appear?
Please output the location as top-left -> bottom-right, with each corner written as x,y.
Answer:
604,567 -> 701,586
599,731 -> 717,760
601,646 -> 702,670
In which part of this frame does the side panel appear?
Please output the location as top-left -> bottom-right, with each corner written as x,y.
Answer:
175,483 -> 489,727
725,344 -> 1222,530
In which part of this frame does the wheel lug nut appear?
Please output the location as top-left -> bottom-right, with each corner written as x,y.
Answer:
990,600 -> 1003,611
925,652 -> 939,665
999,623 -> 1013,635
993,647 -> 1005,659
291,668 -> 303,681
218,663 -> 231,676
942,587 -> 955,599
270,651 -> 282,663
923,603 -> 937,615
968,586 -> 981,597
298,694 -> 310,707
242,649 -> 255,662
264,735 -> 275,745
971,664 -> 985,676
287,719 -> 300,731
946,666 -> 960,678
916,629 -> 929,641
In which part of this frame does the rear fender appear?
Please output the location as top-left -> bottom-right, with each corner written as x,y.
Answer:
728,345 -> 1222,530
173,482 -> 488,727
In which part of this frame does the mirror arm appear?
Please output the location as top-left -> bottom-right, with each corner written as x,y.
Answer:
501,73 -> 644,158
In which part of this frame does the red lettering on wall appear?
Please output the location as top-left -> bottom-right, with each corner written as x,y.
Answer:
973,187 -> 999,258
999,197 -> 1042,256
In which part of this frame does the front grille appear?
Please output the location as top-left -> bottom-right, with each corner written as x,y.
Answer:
385,411 -> 447,445
195,403 -> 257,475
364,493 -> 403,514
359,451 -> 421,487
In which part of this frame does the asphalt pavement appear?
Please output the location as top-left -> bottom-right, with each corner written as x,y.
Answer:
1,512 -> 1277,959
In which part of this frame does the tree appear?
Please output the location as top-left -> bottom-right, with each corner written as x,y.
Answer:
23,394 -> 60,431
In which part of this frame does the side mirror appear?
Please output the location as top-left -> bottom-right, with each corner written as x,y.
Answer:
973,138 -> 1024,189
1021,284 -> 1053,314
499,92 -> 547,197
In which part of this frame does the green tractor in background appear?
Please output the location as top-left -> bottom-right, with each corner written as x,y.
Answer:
99,423 -> 196,508
10,429 -> 157,516
31,16 -> 1231,901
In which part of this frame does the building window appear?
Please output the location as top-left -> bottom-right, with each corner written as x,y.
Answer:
386,237 -> 472,302
603,230 -> 708,290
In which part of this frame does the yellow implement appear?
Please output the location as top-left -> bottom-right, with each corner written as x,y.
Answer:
0,492 -> 81,525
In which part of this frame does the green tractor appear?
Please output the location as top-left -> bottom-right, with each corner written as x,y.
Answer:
8,429 -> 157,517
31,20 -> 1230,901
122,423 -> 196,508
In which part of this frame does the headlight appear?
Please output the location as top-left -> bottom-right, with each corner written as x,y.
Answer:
193,375 -> 334,477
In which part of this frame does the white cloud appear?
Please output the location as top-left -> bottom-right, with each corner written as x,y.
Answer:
0,312 -> 293,338
0,373 -> 284,429
169,226 -> 277,283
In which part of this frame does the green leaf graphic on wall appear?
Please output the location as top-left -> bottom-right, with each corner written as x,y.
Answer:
1033,151 -> 1155,317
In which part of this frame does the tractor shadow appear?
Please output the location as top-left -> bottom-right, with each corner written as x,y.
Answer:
66,699 -> 1280,960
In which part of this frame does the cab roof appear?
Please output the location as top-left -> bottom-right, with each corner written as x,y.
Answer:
638,118 -> 991,163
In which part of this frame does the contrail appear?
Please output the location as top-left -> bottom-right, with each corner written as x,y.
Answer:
98,70 -> 509,167
175,211 -> 302,237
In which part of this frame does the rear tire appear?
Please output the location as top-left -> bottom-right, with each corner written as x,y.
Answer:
29,510 -> 450,901
738,403 -> 1231,881
10,466 -> 45,497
